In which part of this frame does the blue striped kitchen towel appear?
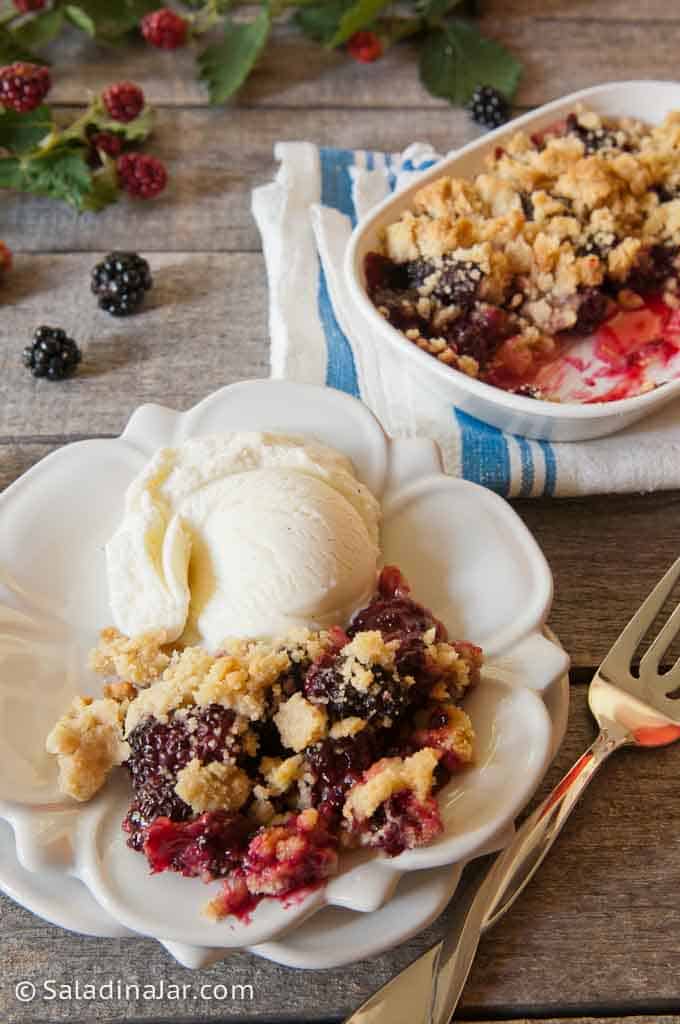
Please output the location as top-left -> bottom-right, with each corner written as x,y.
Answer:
252,143 -> 680,497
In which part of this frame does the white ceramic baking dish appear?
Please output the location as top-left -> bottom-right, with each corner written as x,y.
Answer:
345,81 -> 680,442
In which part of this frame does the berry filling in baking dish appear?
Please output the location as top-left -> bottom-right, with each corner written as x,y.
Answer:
46,568 -> 480,920
365,108 -> 680,402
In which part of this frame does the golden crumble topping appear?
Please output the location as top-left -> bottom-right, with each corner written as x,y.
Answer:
343,748 -> 440,823
123,628 -> 333,734
368,108 -> 680,391
174,757 -> 251,813
46,696 -> 130,802
258,754 -> 305,796
339,630 -> 400,692
274,692 -> 328,752
89,627 -> 170,685
329,716 -> 367,739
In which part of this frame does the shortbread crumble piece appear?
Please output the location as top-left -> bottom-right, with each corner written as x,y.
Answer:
89,627 -> 170,685
174,758 -> 251,813
46,696 -> 130,801
343,748 -> 439,823
274,693 -> 328,752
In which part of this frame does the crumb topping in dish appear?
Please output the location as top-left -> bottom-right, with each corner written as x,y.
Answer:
46,567 -> 481,919
46,696 -> 130,802
366,107 -> 680,399
89,626 -> 170,685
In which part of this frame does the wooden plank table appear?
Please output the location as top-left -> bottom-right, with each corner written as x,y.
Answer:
3,1 -> 680,1021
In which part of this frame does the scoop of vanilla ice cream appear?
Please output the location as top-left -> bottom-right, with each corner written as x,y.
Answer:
106,433 -> 380,649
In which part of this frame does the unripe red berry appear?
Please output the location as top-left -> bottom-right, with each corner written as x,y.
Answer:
0,62 -> 50,113
347,31 -> 383,63
141,8 -> 188,50
102,81 -> 145,123
117,153 -> 168,199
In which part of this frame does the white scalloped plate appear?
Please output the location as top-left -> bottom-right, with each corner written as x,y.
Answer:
0,638 -> 568,969
0,380 -> 568,949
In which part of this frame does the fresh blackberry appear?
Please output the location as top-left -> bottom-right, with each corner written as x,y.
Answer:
0,62 -> 50,113
117,153 -> 167,199
22,326 -> 81,381
467,86 -> 509,130
141,8 -> 189,49
102,81 -> 145,123
91,251 -> 153,316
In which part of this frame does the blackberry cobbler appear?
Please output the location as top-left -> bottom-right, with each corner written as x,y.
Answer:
366,107 -> 680,398
46,568 -> 480,920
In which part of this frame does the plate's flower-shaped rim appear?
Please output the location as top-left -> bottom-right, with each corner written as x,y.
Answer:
0,379 -> 568,949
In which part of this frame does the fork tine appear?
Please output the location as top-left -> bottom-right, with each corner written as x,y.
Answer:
639,600 -> 680,677
600,556 -> 680,676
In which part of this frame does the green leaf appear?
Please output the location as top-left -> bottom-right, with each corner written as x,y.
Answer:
0,146 -> 99,211
86,103 -> 154,142
0,25 -> 38,63
12,8 -> 65,51
64,5 -> 97,37
0,157 -> 24,189
82,160 -> 119,212
63,0 -> 157,40
418,19 -> 521,105
416,0 -> 464,24
197,10 -> 271,105
0,106 -> 54,155
329,0 -> 390,46
294,0 -> 351,44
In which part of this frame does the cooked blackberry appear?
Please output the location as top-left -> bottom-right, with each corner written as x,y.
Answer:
572,288 -> 610,335
22,326 -> 81,380
305,732 -> 377,820
304,655 -> 411,724
422,258 -> 484,307
625,244 -> 679,295
143,812 -> 250,878
467,86 -> 509,129
577,230 -> 619,261
565,113 -> 626,154
91,251 -> 152,316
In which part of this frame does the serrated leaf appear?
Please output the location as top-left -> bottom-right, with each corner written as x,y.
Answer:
329,0 -> 391,46
0,146 -> 94,210
294,0 -> 351,44
0,106 -> 54,155
198,10 -> 271,105
64,5 -> 97,37
12,8 -> 65,51
0,25 -> 38,63
419,20 -> 521,105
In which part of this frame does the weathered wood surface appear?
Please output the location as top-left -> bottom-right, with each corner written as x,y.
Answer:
3,0 -> 680,1021
3,688 -> 680,1023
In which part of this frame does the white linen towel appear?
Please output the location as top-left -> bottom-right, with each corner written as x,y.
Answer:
252,142 -> 680,497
